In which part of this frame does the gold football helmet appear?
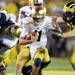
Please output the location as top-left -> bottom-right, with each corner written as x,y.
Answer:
29,0 -> 33,7
32,0 -> 46,23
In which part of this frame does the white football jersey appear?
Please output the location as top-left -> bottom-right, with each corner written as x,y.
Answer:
3,38 -> 18,48
20,16 -> 55,58
18,6 -> 32,25
8,14 -> 16,23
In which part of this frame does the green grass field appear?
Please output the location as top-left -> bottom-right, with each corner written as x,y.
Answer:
7,71 -> 75,75
6,57 -> 75,75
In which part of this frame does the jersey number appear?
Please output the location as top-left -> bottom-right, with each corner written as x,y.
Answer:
37,31 -> 42,41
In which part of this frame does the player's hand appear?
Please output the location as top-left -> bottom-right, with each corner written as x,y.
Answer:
50,29 -> 63,38
52,32 -> 62,37
30,33 -> 38,42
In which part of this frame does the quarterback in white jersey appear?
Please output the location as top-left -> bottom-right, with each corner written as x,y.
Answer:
16,16 -> 54,75
20,16 -> 54,58
16,17 -> 52,75
15,0 -> 57,75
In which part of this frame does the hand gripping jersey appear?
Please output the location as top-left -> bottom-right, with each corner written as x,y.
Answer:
20,16 -> 55,58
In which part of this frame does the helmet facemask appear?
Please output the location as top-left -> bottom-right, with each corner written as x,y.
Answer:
29,0 -> 33,8
32,0 -> 46,25
62,12 -> 73,23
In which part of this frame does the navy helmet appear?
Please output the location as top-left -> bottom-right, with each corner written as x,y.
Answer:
0,12 -> 14,28
0,12 -> 7,26
62,2 -> 75,25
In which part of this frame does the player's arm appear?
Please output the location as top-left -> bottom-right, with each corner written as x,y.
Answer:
55,17 -> 75,38
62,27 -> 75,38
19,35 -> 33,45
52,17 -> 75,38
19,31 -> 38,45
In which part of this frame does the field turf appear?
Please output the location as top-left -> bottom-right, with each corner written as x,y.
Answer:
6,57 -> 75,75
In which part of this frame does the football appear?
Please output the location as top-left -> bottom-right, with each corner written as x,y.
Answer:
26,31 -> 37,40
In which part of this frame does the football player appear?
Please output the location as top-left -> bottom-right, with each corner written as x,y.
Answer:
0,10 -> 22,75
61,1 -> 75,70
14,0 -> 55,75
54,1 -> 75,70
18,0 -> 33,25
0,10 -> 19,52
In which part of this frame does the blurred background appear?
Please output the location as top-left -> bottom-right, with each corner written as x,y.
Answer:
0,0 -> 75,17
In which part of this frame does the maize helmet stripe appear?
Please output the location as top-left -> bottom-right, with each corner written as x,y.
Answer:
66,2 -> 75,7
70,4 -> 75,8
63,2 -> 75,12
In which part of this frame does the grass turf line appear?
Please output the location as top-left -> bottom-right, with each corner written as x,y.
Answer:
7,71 -> 75,75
